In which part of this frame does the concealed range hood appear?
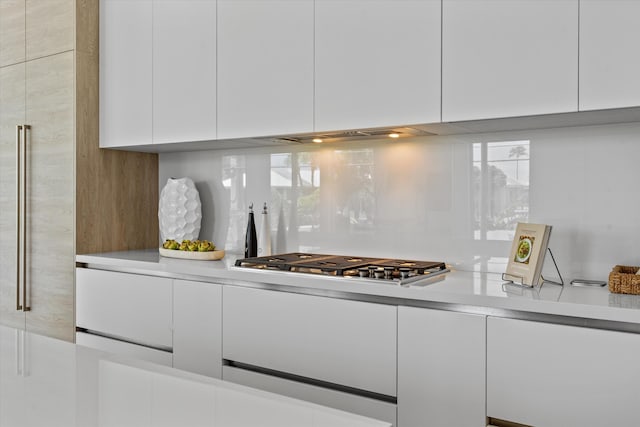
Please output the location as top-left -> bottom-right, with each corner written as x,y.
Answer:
120,106 -> 640,153
260,126 -> 435,145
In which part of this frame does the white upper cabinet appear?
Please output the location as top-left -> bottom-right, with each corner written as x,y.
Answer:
217,0 -> 314,139
100,0 -> 153,147
101,0 -> 216,148
442,0 -> 579,122
579,1 -> 640,111
315,0 -> 441,132
153,0 -> 216,144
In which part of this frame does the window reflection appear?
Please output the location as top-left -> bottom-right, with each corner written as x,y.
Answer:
222,155 -> 246,252
473,140 -> 530,241
270,148 -> 375,252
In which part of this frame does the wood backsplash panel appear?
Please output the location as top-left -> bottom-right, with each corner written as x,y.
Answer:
75,50 -> 158,254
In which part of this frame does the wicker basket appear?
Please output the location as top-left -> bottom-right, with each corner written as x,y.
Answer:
608,265 -> 640,295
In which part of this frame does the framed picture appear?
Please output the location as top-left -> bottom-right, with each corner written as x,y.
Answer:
504,222 -> 552,287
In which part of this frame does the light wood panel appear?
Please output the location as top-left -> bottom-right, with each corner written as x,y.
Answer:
25,52 -> 75,342
25,0 -> 75,60
0,63 -> 26,330
0,0 -> 26,66
76,0 -> 98,58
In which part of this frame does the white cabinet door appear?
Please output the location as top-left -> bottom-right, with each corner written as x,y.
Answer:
100,0 -> 152,148
217,0 -> 314,139
172,280 -> 222,378
153,0 -> 216,144
442,0 -> 578,122
315,0 -> 441,131
76,269 -> 173,349
487,317 -> 640,427
579,0 -> 640,110
223,286 -> 397,397
398,307 -> 486,427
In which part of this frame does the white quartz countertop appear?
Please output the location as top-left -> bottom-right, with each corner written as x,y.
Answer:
77,249 -> 640,326
0,325 -> 389,427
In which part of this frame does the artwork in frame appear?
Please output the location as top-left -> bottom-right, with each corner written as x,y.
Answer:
504,222 -> 552,287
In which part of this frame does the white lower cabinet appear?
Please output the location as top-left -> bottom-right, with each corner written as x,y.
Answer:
172,279 -> 222,378
398,307 -> 486,427
487,317 -> 640,427
222,366 -> 397,426
222,285 -> 397,425
75,269 -> 224,376
222,286 -> 397,397
75,268 -> 173,348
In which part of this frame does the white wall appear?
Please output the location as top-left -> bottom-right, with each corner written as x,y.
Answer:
159,122 -> 640,281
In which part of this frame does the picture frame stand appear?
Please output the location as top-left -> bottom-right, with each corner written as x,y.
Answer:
502,248 -> 564,288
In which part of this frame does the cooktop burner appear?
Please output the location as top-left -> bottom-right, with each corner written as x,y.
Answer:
235,253 -> 448,286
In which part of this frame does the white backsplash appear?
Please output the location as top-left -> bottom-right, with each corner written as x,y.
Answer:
159,122 -> 640,281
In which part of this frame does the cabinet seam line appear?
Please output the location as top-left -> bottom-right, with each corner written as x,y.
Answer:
312,0 -> 316,132
151,0 -> 154,144
577,0 -> 580,110
440,0 -> 443,122
215,0 -> 218,139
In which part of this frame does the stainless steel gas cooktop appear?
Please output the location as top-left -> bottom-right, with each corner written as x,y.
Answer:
234,253 -> 449,286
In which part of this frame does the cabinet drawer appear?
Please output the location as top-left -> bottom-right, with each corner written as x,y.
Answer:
487,317 -> 640,426
222,286 -> 397,397
76,332 -> 172,367
76,269 -> 172,348
223,366 -> 396,427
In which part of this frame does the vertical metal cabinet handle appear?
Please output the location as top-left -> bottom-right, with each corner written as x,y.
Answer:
22,125 -> 30,312
16,125 -> 23,311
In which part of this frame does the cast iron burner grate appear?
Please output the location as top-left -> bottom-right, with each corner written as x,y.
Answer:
235,253 -> 447,278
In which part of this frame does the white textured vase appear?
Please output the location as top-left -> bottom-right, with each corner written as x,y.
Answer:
158,177 -> 202,242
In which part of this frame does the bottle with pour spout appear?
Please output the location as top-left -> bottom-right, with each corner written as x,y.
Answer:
245,203 -> 257,258
257,202 -> 272,256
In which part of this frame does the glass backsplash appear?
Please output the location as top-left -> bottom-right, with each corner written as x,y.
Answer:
159,122 -> 640,281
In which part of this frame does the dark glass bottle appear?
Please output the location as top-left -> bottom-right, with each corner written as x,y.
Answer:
245,203 -> 258,258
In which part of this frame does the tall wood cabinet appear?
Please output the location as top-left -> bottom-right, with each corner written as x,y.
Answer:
0,0 -> 158,342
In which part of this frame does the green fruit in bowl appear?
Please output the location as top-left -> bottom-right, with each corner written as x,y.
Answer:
198,241 -> 215,252
162,239 -> 179,250
163,239 -> 217,253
